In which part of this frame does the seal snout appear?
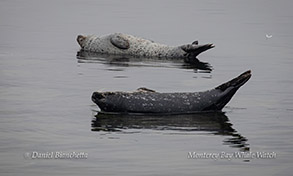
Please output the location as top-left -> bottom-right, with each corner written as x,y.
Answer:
92,92 -> 105,102
91,92 -> 107,106
77,35 -> 86,48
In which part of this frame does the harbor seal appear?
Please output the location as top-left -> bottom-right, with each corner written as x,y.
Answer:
77,33 -> 214,63
92,70 -> 252,114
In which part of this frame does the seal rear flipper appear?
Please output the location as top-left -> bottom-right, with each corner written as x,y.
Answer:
215,70 -> 252,91
181,43 -> 214,69
204,70 -> 252,111
181,43 -> 215,57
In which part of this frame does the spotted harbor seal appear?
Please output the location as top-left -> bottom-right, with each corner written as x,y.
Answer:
92,70 -> 251,114
77,33 -> 214,63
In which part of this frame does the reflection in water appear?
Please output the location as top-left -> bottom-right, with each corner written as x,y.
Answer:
92,112 -> 249,151
77,50 -> 212,72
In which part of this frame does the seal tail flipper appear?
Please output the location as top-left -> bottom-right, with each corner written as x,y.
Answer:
181,43 -> 214,70
204,70 -> 252,111
181,43 -> 215,58
215,70 -> 252,91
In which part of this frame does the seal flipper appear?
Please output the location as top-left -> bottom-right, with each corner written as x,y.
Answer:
181,43 -> 214,57
215,70 -> 252,91
181,43 -> 214,70
136,87 -> 156,93
204,70 -> 252,111
110,34 -> 130,50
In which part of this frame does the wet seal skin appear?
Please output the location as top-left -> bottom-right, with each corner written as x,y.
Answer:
77,33 -> 214,64
92,70 -> 252,114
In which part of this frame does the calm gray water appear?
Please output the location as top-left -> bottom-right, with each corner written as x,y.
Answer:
1,0 -> 293,175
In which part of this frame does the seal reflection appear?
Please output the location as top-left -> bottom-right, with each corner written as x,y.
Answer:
91,112 -> 249,151
77,50 -> 212,71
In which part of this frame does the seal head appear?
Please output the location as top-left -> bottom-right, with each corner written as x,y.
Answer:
77,35 -> 87,48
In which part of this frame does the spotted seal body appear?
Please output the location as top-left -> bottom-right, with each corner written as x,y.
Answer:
77,33 -> 214,61
92,70 -> 251,114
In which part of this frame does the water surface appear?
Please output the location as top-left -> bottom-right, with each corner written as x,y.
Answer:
1,0 -> 293,175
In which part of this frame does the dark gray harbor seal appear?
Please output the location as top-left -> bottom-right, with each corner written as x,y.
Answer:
77,33 -> 214,63
92,70 -> 252,114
